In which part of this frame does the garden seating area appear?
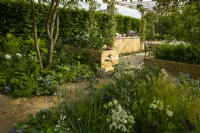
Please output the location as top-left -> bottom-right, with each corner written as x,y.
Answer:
1,0 -> 200,133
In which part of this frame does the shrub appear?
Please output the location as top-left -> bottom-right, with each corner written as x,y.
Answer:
153,43 -> 200,65
0,34 -> 96,97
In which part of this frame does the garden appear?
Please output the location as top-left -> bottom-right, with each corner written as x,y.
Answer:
0,0 -> 200,133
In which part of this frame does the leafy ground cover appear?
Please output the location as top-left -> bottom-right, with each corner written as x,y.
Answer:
12,65 -> 200,132
0,34 -> 96,97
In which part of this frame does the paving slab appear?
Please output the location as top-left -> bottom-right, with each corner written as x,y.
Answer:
119,52 -> 145,66
0,114 -> 26,133
0,95 -> 20,111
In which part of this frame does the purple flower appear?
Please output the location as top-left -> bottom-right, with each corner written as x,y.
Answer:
19,128 -> 23,133
11,128 -> 15,133
5,86 -> 9,89
4,85 -> 9,93
148,64 -> 153,68
57,91 -> 61,96
3,82 -> 7,86
58,84 -> 60,88
175,77 -> 179,84
195,80 -> 199,87
185,73 -> 190,78
43,109 -> 48,113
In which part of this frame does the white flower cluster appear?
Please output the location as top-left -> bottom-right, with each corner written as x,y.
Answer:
166,105 -> 173,117
4,53 -> 22,60
4,54 -> 11,59
104,99 -> 135,132
149,98 -> 173,117
149,99 -> 164,110
159,69 -> 168,79
54,114 -> 71,133
16,53 -> 22,58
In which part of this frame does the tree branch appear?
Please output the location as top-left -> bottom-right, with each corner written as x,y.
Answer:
50,1 -> 59,38
53,13 -> 59,47
46,0 -> 55,39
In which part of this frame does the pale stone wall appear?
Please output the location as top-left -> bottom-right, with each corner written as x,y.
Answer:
114,37 -> 144,54
68,47 -> 119,72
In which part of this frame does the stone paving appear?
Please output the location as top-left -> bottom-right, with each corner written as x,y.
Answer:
0,53 -> 145,133
0,95 -> 50,133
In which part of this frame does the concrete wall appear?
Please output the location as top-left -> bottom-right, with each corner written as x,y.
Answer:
114,37 -> 144,54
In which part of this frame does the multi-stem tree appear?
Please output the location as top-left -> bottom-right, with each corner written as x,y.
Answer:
29,0 -> 79,69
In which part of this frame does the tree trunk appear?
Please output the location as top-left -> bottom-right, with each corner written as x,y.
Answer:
140,12 -> 144,41
45,0 -> 59,68
47,38 -> 54,68
30,0 -> 43,69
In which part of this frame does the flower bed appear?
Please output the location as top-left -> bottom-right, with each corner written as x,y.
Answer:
13,66 -> 200,132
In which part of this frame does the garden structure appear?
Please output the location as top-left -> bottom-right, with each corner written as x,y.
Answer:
114,36 -> 143,54
68,36 -> 143,72
68,46 -> 119,72
144,43 -> 200,79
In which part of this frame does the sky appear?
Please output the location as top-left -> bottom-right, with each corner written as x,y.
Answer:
35,0 -> 156,19
80,0 -> 156,19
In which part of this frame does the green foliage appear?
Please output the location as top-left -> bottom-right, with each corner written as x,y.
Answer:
53,46 -> 96,82
155,3 -> 200,44
144,11 -> 158,40
0,1 -> 140,42
153,43 -> 200,64
12,66 -> 200,132
65,33 -> 107,50
54,99 -> 108,132
98,66 -> 200,132
0,33 -> 23,54
0,0 -> 32,37
14,110 -> 59,132
0,34 -> 96,97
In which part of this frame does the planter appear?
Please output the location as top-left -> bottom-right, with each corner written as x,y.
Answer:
68,47 -> 119,72
144,57 -> 200,79
114,37 -> 143,54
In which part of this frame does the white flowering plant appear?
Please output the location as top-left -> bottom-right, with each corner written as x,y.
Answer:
9,64 -> 200,132
148,97 -> 174,122
104,99 -> 135,132
4,54 -> 12,59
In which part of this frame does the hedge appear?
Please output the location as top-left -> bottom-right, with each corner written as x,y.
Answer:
0,1 -> 140,39
153,43 -> 200,65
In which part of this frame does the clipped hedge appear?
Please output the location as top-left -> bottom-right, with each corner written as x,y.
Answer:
0,1 -> 140,39
153,43 -> 200,65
